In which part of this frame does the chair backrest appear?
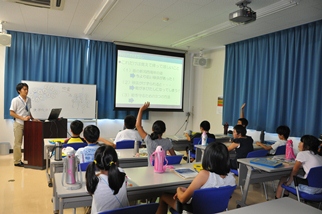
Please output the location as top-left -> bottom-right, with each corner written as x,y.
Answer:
275,145 -> 286,155
115,140 -> 141,149
98,203 -> 159,214
307,166 -> 322,188
192,138 -> 215,146
246,149 -> 268,158
191,185 -> 236,214
62,142 -> 87,151
166,155 -> 183,165
78,161 -> 91,171
152,155 -> 183,166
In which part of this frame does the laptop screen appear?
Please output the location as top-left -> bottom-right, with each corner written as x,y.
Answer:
47,108 -> 62,120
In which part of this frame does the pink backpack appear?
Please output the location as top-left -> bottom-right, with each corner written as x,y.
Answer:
150,146 -> 168,173
285,139 -> 296,160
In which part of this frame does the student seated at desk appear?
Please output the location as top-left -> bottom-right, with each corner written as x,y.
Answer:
275,135 -> 322,198
227,103 -> 248,136
255,125 -> 290,155
227,125 -> 254,169
76,125 -> 115,163
184,120 -> 216,162
136,102 -> 175,165
156,143 -> 235,214
86,145 -> 129,213
64,120 -> 87,144
114,115 -> 142,143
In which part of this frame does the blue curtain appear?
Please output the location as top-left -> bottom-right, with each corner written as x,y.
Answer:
4,31 -> 88,118
4,31 -> 147,119
223,20 -> 322,137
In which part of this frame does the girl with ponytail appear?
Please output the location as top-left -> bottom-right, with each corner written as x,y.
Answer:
136,102 -> 176,165
86,145 -> 129,213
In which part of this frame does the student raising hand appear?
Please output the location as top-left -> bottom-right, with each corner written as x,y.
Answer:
136,102 -> 176,165
140,102 -> 150,111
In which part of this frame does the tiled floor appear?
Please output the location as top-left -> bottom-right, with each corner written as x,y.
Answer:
0,153 -> 319,214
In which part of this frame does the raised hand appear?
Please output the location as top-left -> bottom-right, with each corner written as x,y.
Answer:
140,102 -> 150,111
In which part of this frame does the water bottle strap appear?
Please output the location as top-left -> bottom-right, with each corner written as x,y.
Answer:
150,152 -> 156,163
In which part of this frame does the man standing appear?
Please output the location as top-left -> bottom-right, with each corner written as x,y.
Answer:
9,83 -> 35,167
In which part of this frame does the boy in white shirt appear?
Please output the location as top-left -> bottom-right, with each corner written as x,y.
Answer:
256,125 -> 290,155
76,125 -> 115,163
114,115 -> 142,143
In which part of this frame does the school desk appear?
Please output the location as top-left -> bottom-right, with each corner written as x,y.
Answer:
44,138 -> 149,187
166,134 -> 231,151
53,163 -> 195,214
236,155 -> 294,207
221,197 -> 321,214
194,142 -> 263,162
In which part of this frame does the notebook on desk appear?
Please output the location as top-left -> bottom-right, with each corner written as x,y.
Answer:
174,168 -> 198,179
39,108 -> 62,121
250,158 -> 283,168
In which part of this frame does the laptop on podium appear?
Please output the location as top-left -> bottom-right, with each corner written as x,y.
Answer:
40,108 -> 62,121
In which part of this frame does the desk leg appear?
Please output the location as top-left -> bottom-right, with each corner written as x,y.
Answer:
195,147 -> 201,162
53,177 -> 59,213
201,150 -> 204,162
59,198 -> 64,214
236,165 -> 253,207
46,147 -> 53,187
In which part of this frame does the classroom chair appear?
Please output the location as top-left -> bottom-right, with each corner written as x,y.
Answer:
188,137 -> 215,161
151,155 -> 183,166
275,145 -> 286,155
170,185 -> 236,214
78,161 -> 91,171
282,166 -> 322,209
62,142 -> 87,151
166,155 -> 183,165
230,149 -> 268,200
115,140 -> 142,149
98,203 -> 159,214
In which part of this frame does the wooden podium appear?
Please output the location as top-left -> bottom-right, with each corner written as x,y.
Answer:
24,119 -> 67,169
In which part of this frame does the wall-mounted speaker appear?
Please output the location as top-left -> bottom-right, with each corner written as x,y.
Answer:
0,33 -> 12,47
193,57 -> 208,67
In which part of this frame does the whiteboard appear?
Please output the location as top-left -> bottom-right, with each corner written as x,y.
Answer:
22,80 -> 96,119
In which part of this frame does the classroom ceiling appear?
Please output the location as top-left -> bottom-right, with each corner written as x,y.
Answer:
0,0 -> 321,53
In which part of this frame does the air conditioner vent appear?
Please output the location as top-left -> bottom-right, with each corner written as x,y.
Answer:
6,0 -> 65,10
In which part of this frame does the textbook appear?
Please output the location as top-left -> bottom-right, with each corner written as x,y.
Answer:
250,158 -> 283,168
174,168 -> 198,179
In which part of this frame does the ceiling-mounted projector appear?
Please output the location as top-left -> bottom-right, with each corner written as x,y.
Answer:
229,0 -> 256,24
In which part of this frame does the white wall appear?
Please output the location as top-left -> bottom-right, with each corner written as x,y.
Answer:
190,48 -> 226,134
0,46 -> 15,148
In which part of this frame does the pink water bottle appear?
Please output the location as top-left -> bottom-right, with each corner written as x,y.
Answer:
150,146 -> 167,173
285,139 -> 296,160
